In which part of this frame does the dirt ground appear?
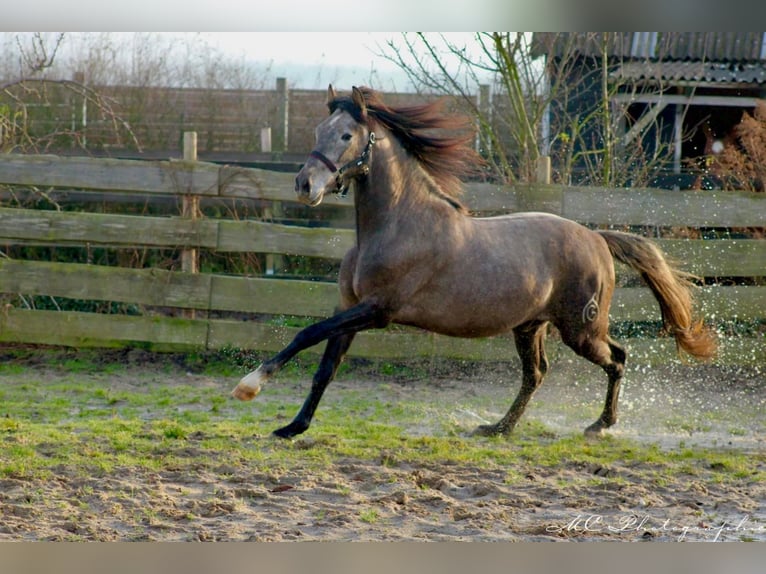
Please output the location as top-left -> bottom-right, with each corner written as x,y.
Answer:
1,354 -> 764,542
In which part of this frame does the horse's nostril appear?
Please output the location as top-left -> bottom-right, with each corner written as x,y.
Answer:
295,173 -> 312,195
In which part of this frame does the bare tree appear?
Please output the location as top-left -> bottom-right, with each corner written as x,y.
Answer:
380,32 -> 543,183
380,32 -> 678,187
1,32 -> 273,154
1,33 -> 137,153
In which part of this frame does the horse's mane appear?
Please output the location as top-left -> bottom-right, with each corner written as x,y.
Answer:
329,87 -> 483,209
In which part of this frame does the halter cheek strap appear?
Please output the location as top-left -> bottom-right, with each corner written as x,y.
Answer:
309,150 -> 339,174
307,132 -> 377,197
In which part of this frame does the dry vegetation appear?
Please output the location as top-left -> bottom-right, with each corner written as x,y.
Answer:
711,101 -> 766,194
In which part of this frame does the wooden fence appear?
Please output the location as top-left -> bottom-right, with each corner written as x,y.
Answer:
4,78 -> 472,159
0,152 -> 764,366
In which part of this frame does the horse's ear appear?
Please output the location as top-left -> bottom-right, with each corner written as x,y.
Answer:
326,84 -> 338,112
326,84 -> 337,105
351,86 -> 367,120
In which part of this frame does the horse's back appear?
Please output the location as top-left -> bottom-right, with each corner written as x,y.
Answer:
384,211 -> 614,336
473,211 -> 611,271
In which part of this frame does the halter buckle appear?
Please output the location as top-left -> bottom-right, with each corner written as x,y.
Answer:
333,131 -> 377,197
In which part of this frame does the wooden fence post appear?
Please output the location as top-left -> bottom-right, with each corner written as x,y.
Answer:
536,155 -> 551,185
264,201 -> 284,276
260,127 -> 272,153
181,131 -> 199,318
273,77 -> 288,159
266,79 -> 287,276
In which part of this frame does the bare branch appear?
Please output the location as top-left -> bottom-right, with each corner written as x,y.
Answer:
14,33 -> 65,76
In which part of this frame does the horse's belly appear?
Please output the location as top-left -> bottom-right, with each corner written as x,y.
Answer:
392,296 -> 544,338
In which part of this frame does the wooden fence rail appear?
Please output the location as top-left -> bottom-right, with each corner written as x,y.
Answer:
1,153 -> 764,365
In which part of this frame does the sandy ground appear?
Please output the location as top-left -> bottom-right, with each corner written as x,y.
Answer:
0,357 -> 764,542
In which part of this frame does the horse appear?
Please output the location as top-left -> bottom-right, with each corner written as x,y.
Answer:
231,85 -> 716,440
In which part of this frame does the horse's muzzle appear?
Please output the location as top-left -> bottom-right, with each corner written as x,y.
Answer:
294,168 -> 325,206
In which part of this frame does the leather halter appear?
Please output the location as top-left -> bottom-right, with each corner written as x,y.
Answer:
308,132 -> 376,197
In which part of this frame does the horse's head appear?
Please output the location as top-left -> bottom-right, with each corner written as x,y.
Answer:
295,85 -> 375,206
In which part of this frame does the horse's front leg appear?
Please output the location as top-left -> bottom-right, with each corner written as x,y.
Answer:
272,331 -> 355,438
231,300 -> 389,401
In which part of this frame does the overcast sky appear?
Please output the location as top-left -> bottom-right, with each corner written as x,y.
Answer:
193,32 -> 492,91
200,32 -> 412,90
2,31 -> 495,92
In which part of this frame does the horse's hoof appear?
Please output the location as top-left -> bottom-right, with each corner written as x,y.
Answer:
272,423 -> 307,440
231,383 -> 260,401
584,422 -> 606,438
471,424 -> 503,437
230,366 -> 266,401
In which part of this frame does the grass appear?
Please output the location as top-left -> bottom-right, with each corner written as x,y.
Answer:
0,347 -> 763,491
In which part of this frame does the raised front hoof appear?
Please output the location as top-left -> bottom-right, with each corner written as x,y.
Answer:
231,382 -> 260,401
272,421 -> 309,440
230,367 -> 267,401
471,423 -> 510,438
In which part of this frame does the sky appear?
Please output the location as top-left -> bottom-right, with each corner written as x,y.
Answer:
202,33 -> 400,67
2,31 -> 494,92
25,31 -> 494,93
199,32 -> 415,90
192,32 -> 493,91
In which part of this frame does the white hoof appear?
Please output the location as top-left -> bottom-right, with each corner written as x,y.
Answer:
231,366 -> 267,401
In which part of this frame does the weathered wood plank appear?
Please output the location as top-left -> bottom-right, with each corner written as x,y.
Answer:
559,186 -> 766,227
1,208 -> 763,276
0,154 -> 219,195
2,308 -> 761,365
611,285 -> 766,321
0,207 -> 356,258
216,220 -> 354,257
0,207 -> 218,248
0,308 -> 207,351
0,259 -> 212,310
209,275 -> 338,316
462,183 -> 519,212
1,259 -> 762,321
657,239 -> 765,277
4,155 -> 765,226
0,260 -> 339,317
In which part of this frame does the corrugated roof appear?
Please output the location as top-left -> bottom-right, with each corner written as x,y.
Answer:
612,60 -> 766,84
532,33 -> 766,62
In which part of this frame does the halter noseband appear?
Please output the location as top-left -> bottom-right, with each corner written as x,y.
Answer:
308,131 -> 376,197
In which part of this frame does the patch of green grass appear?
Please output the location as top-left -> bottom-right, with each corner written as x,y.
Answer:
359,508 -> 380,524
0,351 -> 763,495
0,363 -> 28,376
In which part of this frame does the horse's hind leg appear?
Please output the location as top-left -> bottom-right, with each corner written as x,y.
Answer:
473,321 -> 548,438
273,332 -> 356,439
584,338 -> 626,436
561,329 -> 626,437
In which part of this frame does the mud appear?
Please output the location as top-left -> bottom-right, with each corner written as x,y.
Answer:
0,354 -> 764,541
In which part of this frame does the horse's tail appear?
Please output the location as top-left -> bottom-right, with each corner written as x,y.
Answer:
598,230 -> 717,360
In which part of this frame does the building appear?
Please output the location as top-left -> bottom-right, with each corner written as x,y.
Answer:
531,32 -> 766,188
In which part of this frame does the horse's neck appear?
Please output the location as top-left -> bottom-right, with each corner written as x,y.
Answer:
354,138 -> 451,231
354,143 -> 467,251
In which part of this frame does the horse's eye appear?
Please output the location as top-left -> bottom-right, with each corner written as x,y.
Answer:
341,133 -> 352,142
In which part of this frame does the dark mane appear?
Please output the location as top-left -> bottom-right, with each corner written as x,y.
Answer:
329,87 -> 483,206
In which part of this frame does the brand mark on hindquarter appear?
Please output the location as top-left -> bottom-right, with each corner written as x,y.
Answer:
582,293 -> 599,323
